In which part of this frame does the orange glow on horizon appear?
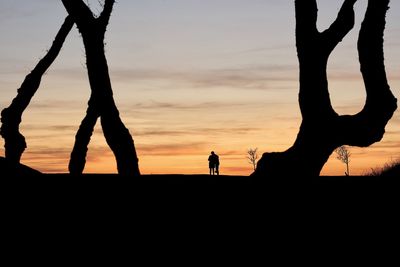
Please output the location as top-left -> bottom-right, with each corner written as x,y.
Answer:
5,116 -> 398,176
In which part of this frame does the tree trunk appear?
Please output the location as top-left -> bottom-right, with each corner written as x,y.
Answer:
252,0 -> 397,178
68,103 -> 98,175
62,0 -> 140,176
0,16 -> 74,164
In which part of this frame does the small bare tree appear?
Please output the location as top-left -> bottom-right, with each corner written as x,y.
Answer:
247,148 -> 258,171
336,146 -> 351,176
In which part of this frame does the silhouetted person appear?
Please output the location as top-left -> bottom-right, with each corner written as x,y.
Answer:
208,151 -> 220,175
215,153 -> 220,175
208,151 -> 215,175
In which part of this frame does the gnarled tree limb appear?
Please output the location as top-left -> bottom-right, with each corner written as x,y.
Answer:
62,0 -> 140,176
0,16 -> 74,164
253,0 -> 397,177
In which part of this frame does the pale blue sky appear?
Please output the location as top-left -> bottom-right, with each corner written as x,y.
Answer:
0,0 -> 399,175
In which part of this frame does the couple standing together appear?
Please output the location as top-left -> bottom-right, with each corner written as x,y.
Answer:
208,151 -> 220,175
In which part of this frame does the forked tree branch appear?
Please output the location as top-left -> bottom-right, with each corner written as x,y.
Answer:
99,0 -> 115,27
253,0 -> 397,177
321,0 -> 357,53
339,0 -> 397,146
63,0 -> 140,176
61,0 -> 95,33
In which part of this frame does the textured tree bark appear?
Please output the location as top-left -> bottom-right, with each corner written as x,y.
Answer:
62,0 -> 140,176
252,0 -> 397,177
0,16 -> 74,164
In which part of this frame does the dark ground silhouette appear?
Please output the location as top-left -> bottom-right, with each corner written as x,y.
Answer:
1,156 -> 398,185
0,157 -> 41,176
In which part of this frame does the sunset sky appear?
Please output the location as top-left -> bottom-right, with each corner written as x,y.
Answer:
0,0 -> 399,176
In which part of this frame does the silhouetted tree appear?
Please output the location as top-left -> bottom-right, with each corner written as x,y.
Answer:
0,16 -> 74,164
253,0 -> 397,177
247,148 -> 258,171
335,146 -> 351,176
62,0 -> 140,176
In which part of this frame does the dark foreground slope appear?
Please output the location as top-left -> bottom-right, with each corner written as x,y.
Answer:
2,157 -> 399,217
0,156 -> 41,176
40,173 -> 399,185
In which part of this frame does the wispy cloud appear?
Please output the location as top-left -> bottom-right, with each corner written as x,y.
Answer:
134,126 -> 261,137
329,71 -> 400,81
123,101 -> 254,111
137,142 -> 208,156
21,124 -> 77,132
372,140 -> 400,149
50,65 -> 298,91
27,100 -> 83,110
231,45 -> 295,55
49,64 -> 400,93
20,144 -> 115,173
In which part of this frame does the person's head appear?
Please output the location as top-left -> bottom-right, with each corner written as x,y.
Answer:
211,151 -> 215,155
